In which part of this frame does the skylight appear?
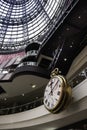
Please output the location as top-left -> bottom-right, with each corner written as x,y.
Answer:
0,0 -> 71,53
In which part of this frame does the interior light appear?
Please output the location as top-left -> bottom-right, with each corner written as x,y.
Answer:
66,27 -> 70,31
4,98 -> 7,101
64,58 -> 67,61
59,70 -> 61,73
32,84 -> 36,88
22,93 -> 25,96
78,16 -> 81,19
70,45 -> 73,48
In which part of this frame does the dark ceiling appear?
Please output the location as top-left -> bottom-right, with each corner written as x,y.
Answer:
41,0 -> 87,75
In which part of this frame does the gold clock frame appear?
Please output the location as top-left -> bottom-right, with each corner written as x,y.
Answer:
44,68 -> 72,113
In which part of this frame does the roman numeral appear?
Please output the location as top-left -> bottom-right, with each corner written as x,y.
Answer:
57,91 -> 60,95
48,102 -> 50,107
45,99 -> 47,103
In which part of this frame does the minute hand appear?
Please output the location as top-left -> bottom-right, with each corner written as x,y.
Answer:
49,80 -> 59,95
52,80 -> 59,91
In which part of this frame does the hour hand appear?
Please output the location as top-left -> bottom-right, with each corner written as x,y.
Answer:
48,80 -> 53,89
52,80 -> 59,90
50,80 -> 59,95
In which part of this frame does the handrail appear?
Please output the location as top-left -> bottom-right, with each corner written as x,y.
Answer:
0,97 -> 43,115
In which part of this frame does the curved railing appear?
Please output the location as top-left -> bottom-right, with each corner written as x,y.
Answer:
0,97 -> 43,115
0,67 -> 87,115
69,67 -> 87,88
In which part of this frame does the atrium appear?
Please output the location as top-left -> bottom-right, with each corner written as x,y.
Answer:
0,0 -> 87,130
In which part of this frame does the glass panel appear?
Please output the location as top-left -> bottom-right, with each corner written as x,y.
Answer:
0,0 -> 74,53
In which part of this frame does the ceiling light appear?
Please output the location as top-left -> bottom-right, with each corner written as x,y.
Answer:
22,93 -> 25,96
59,70 -> 61,73
70,45 -> 73,48
32,84 -> 36,88
64,58 -> 67,61
78,16 -> 81,19
66,27 -> 70,31
4,98 -> 7,101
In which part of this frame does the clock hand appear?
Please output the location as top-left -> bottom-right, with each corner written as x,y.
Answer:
48,80 -> 53,91
48,81 -> 53,95
52,80 -> 59,91
49,80 -> 59,95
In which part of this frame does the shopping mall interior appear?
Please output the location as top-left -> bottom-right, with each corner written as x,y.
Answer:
0,0 -> 87,130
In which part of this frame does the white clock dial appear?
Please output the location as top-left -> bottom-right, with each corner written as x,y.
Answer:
44,76 -> 63,111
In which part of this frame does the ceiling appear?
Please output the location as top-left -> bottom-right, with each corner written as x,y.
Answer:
41,0 -> 87,75
0,0 -> 87,108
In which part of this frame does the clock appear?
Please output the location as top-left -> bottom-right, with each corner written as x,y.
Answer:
44,68 -> 72,113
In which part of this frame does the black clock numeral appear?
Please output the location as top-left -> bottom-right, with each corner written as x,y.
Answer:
57,91 -> 61,95
55,98 -> 58,101
45,99 -> 47,103
48,102 -> 50,107
51,103 -> 54,108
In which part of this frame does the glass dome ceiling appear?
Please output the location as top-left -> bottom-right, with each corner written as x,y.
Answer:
0,0 -> 70,53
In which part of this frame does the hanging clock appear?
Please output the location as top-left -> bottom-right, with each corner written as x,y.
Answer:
43,68 -> 72,113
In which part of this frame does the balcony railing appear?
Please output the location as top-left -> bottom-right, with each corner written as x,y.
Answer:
69,67 -> 87,88
0,97 -> 43,115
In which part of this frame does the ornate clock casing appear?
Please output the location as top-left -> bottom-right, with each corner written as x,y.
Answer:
44,68 -> 72,113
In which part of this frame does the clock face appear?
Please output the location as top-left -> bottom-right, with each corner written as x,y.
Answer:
44,76 -> 64,111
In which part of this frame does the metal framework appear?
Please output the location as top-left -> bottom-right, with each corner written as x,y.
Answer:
0,0 -> 77,53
